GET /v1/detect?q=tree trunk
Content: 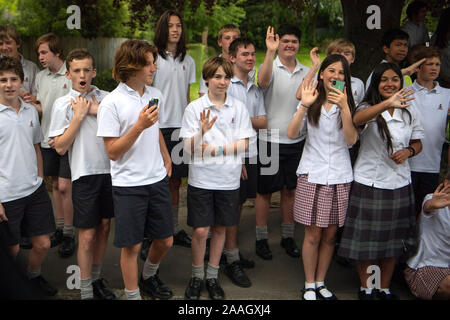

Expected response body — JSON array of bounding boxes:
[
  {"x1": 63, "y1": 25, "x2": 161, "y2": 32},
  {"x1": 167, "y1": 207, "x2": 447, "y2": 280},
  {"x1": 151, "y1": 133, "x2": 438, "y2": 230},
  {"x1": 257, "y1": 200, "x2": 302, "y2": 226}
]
[
  {"x1": 340, "y1": 0, "x2": 405, "y2": 82},
  {"x1": 202, "y1": 25, "x2": 209, "y2": 54}
]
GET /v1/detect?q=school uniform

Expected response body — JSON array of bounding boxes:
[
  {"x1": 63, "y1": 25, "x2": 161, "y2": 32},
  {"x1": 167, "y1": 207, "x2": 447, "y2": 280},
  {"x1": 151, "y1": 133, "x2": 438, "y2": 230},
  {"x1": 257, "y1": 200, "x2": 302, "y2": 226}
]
[
  {"x1": 351, "y1": 76, "x2": 365, "y2": 106},
  {"x1": 293, "y1": 103, "x2": 353, "y2": 228},
  {"x1": 20, "y1": 54, "x2": 39, "y2": 96},
  {"x1": 257, "y1": 57, "x2": 310, "y2": 194},
  {"x1": 48, "y1": 87, "x2": 113, "y2": 229},
  {"x1": 179, "y1": 94, "x2": 255, "y2": 227},
  {"x1": 338, "y1": 103, "x2": 425, "y2": 261},
  {"x1": 407, "y1": 81, "x2": 450, "y2": 212},
  {"x1": 0, "y1": 100, "x2": 55, "y2": 246},
  {"x1": 401, "y1": 21, "x2": 430, "y2": 48},
  {"x1": 227, "y1": 75, "x2": 265, "y2": 203},
  {"x1": 97, "y1": 83, "x2": 172, "y2": 248}
]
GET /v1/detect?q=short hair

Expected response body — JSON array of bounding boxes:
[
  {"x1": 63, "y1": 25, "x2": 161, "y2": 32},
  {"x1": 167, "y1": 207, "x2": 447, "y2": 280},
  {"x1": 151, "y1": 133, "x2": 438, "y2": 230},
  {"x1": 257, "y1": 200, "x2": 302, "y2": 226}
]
[
  {"x1": 202, "y1": 56, "x2": 233, "y2": 84},
  {"x1": 35, "y1": 33, "x2": 64, "y2": 59},
  {"x1": 112, "y1": 39, "x2": 157, "y2": 83},
  {"x1": 278, "y1": 24, "x2": 302, "y2": 42},
  {"x1": 217, "y1": 24, "x2": 240, "y2": 42},
  {"x1": 0, "y1": 56, "x2": 24, "y2": 81},
  {"x1": 154, "y1": 10, "x2": 187, "y2": 61},
  {"x1": 406, "y1": 1, "x2": 427, "y2": 19},
  {"x1": 408, "y1": 45, "x2": 441, "y2": 64},
  {"x1": 66, "y1": 48, "x2": 95, "y2": 71},
  {"x1": 381, "y1": 28, "x2": 409, "y2": 48},
  {"x1": 326, "y1": 38, "x2": 356, "y2": 58},
  {"x1": 229, "y1": 38, "x2": 255, "y2": 58},
  {"x1": 0, "y1": 25, "x2": 21, "y2": 46}
]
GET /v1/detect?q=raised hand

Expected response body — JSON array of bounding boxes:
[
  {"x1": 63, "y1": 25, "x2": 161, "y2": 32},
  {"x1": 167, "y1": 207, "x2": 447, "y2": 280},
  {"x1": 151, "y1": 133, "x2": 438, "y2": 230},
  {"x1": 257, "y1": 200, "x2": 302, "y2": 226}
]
[
  {"x1": 429, "y1": 183, "x2": 450, "y2": 209},
  {"x1": 387, "y1": 88, "x2": 415, "y2": 109},
  {"x1": 265, "y1": 26, "x2": 279, "y2": 52},
  {"x1": 136, "y1": 104, "x2": 158, "y2": 131},
  {"x1": 309, "y1": 47, "x2": 321, "y2": 68},
  {"x1": 402, "y1": 58, "x2": 427, "y2": 76},
  {"x1": 200, "y1": 109, "x2": 217, "y2": 135},
  {"x1": 71, "y1": 96, "x2": 91, "y2": 120},
  {"x1": 300, "y1": 77, "x2": 318, "y2": 107}
]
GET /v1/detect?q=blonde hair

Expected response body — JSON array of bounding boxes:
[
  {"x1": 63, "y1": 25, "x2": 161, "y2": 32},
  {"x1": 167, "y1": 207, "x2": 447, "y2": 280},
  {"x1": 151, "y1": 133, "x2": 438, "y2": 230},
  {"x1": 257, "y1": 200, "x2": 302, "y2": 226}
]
[
  {"x1": 218, "y1": 24, "x2": 240, "y2": 42},
  {"x1": 326, "y1": 38, "x2": 355, "y2": 58}
]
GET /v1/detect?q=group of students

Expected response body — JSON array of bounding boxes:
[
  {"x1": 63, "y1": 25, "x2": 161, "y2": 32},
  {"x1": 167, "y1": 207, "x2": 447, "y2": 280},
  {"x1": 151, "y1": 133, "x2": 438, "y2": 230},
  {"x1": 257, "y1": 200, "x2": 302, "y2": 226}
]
[{"x1": 0, "y1": 5, "x2": 449, "y2": 302}]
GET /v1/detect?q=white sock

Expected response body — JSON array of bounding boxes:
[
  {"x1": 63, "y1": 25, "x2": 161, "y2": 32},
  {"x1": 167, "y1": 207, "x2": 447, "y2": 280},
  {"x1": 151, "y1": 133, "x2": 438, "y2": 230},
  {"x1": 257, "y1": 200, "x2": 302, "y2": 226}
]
[
  {"x1": 379, "y1": 288, "x2": 390, "y2": 294},
  {"x1": 124, "y1": 288, "x2": 142, "y2": 300},
  {"x1": 316, "y1": 281, "x2": 333, "y2": 298},
  {"x1": 304, "y1": 282, "x2": 316, "y2": 300},
  {"x1": 360, "y1": 286, "x2": 373, "y2": 294}
]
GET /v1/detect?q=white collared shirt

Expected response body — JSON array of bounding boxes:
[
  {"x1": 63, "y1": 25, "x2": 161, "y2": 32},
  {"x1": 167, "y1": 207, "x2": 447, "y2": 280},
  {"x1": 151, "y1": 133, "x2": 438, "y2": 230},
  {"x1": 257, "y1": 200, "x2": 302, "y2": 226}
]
[
  {"x1": 35, "y1": 63, "x2": 72, "y2": 148},
  {"x1": 0, "y1": 100, "x2": 43, "y2": 202},
  {"x1": 258, "y1": 56, "x2": 310, "y2": 144},
  {"x1": 296, "y1": 103, "x2": 353, "y2": 185},
  {"x1": 351, "y1": 76, "x2": 365, "y2": 106},
  {"x1": 227, "y1": 75, "x2": 265, "y2": 158},
  {"x1": 20, "y1": 55, "x2": 39, "y2": 96},
  {"x1": 97, "y1": 83, "x2": 167, "y2": 187},
  {"x1": 354, "y1": 103, "x2": 425, "y2": 189},
  {"x1": 48, "y1": 86, "x2": 110, "y2": 182},
  {"x1": 179, "y1": 94, "x2": 255, "y2": 190},
  {"x1": 153, "y1": 52, "x2": 196, "y2": 128}
]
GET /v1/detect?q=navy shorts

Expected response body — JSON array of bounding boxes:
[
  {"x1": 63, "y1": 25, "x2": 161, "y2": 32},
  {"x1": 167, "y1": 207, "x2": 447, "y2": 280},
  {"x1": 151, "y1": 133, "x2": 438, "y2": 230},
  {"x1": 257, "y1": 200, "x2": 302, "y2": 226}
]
[
  {"x1": 0, "y1": 182, "x2": 55, "y2": 246},
  {"x1": 112, "y1": 176, "x2": 173, "y2": 248},
  {"x1": 187, "y1": 185, "x2": 239, "y2": 228},
  {"x1": 161, "y1": 128, "x2": 188, "y2": 179},
  {"x1": 41, "y1": 147, "x2": 71, "y2": 179},
  {"x1": 72, "y1": 174, "x2": 114, "y2": 229},
  {"x1": 239, "y1": 157, "x2": 258, "y2": 204}
]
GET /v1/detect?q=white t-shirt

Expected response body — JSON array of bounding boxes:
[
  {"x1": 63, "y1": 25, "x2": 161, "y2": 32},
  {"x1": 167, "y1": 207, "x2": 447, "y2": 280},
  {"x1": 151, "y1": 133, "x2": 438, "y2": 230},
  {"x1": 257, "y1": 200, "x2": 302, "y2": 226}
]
[
  {"x1": 48, "y1": 86, "x2": 110, "y2": 182},
  {"x1": 97, "y1": 83, "x2": 167, "y2": 187},
  {"x1": 227, "y1": 75, "x2": 265, "y2": 158},
  {"x1": 35, "y1": 63, "x2": 72, "y2": 148},
  {"x1": 351, "y1": 76, "x2": 365, "y2": 106},
  {"x1": 354, "y1": 103, "x2": 425, "y2": 189},
  {"x1": 408, "y1": 81, "x2": 450, "y2": 173},
  {"x1": 296, "y1": 103, "x2": 353, "y2": 185},
  {"x1": 20, "y1": 55, "x2": 39, "y2": 96},
  {"x1": 0, "y1": 100, "x2": 43, "y2": 202},
  {"x1": 179, "y1": 94, "x2": 255, "y2": 190},
  {"x1": 153, "y1": 52, "x2": 196, "y2": 128},
  {"x1": 407, "y1": 193, "x2": 450, "y2": 269},
  {"x1": 258, "y1": 56, "x2": 310, "y2": 144},
  {"x1": 401, "y1": 21, "x2": 430, "y2": 48}
]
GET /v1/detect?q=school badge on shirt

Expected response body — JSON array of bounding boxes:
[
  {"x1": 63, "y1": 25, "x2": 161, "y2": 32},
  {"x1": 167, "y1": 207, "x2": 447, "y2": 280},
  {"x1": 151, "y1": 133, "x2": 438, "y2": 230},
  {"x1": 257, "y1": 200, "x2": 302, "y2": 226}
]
[
  {"x1": 30, "y1": 120, "x2": 34, "y2": 127},
  {"x1": 438, "y1": 104, "x2": 443, "y2": 110}
]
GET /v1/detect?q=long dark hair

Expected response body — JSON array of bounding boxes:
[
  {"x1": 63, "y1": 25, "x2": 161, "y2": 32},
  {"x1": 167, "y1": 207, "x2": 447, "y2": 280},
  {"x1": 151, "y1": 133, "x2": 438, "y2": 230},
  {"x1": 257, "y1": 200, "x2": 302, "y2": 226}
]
[
  {"x1": 307, "y1": 54, "x2": 355, "y2": 128},
  {"x1": 362, "y1": 62, "x2": 411, "y2": 154},
  {"x1": 154, "y1": 10, "x2": 187, "y2": 61}
]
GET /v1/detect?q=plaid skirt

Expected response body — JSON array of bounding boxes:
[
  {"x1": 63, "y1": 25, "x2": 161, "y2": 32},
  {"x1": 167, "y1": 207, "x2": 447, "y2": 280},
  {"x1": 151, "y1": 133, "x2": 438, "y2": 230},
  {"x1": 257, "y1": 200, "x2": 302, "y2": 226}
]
[
  {"x1": 404, "y1": 266, "x2": 450, "y2": 300},
  {"x1": 337, "y1": 182, "x2": 417, "y2": 260},
  {"x1": 294, "y1": 174, "x2": 351, "y2": 228}
]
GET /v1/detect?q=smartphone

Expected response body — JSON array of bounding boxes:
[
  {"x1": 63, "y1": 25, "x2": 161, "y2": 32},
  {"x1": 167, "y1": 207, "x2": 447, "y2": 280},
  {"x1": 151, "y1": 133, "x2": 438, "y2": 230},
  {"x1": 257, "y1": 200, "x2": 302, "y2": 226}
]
[
  {"x1": 331, "y1": 80, "x2": 345, "y2": 92},
  {"x1": 147, "y1": 98, "x2": 159, "y2": 110}
]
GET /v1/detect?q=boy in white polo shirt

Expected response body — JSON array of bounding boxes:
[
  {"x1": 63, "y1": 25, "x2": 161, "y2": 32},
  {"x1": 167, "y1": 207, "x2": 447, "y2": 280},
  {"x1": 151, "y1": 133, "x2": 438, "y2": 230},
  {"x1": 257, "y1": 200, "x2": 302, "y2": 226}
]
[
  {"x1": 255, "y1": 24, "x2": 310, "y2": 260},
  {"x1": 407, "y1": 45, "x2": 450, "y2": 217},
  {"x1": 48, "y1": 49, "x2": 115, "y2": 300},
  {"x1": 180, "y1": 57, "x2": 255, "y2": 300},
  {"x1": 152, "y1": 10, "x2": 196, "y2": 249},
  {"x1": 34, "y1": 33, "x2": 74, "y2": 257},
  {"x1": 97, "y1": 40, "x2": 173, "y2": 300},
  {"x1": 0, "y1": 56, "x2": 57, "y2": 296}
]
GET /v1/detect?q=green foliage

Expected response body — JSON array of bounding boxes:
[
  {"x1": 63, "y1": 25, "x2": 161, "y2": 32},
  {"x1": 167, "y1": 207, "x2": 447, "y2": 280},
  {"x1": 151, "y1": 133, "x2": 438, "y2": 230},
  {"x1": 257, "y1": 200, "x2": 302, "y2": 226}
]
[{"x1": 92, "y1": 68, "x2": 118, "y2": 92}]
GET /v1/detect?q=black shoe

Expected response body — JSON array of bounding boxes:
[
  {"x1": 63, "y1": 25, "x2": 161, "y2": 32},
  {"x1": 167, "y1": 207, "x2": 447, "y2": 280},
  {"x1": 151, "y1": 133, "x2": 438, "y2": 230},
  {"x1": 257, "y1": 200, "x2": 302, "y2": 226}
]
[
  {"x1": 316, "y1": 285, "x2": 338, "y2": 300},
  {"x1": 376, "y1": 290, "x2": 399, "y2": 300},
  {"x1": 50, "y1": 228, "x2": 63, "y2": 248},
  {"x1": 185, "y1": 277, "x2": 203, "y2": 300},
  {"x1": 255, "y1": 239, "x2": 272, "y2": 260},
  {"x1": 358, "y1": 289, "x2": 375, "y2": 300},
  {"x1": 139, "y1": 273, "x2": 173, "y2": 299},
  {"x1": 140, "y1": 238, "x2": 152, "y2": 261},
  {"x1": 174, "y1": 229, "x2": 192, "y2": 247},
  {"x1": 205, "y1": 278, "x2": 225, "y2": 300},
  {"x1": 19, "y1": 237, "x2": 32, "y2": 250},
  {"x1": 225, "y1": 261, "x2": 251, "y2": 288},
  {"x1": 92, "y1": 278, "x2": 116, "y2": 300},
  {"x1": 58, "y1": 236, "x2": 76, "y2": 258},
  {"x1": 280, "y1": 237, "x2": 301, "y2": 258},
  {"x1": 29, "y1": 275, "x2": 58, "y2": 296},
  {"x1": 237, "y1": 253, "x2": 255, "y2": 269}
]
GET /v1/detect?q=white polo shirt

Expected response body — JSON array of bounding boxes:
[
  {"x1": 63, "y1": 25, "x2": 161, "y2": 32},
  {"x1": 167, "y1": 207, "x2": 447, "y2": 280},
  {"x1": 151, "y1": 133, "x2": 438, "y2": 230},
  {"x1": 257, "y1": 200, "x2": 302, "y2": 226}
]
[
  {"x1": 227, "y1": 75, "x2": 265, "y2": 158},
  {"x1": 365, "y1": 60, "x2": 409, "y2": 91},
  {"x1": 296, "y1": 103, "x2": 353, "y2": 185},
  {"x1": 179, "y1": 94, "x2": 255, "y2": 190},
  {"x1": 401, "y1": 21, "x2": 430, "y2": 48},
  {"x1": 407, "y1": 193, "x2": 450, "y2": 269},
  {"x1": 0, "y1": 100, "x2": 43, "y2": 202},
  {"x1": 351, "y1": 76, "x2": 365, "y2": 106},
  {"x1": 35, "y1": 63, "x2": 72, "y2": 148},
  {"x1": 408, "y1": 81, "x2": 450, "y2": 173},
  {"x1": 258, "y1": 56, "x2": 310, "y2": 144},
  {"x1": 20, "y1": 55, "x2": 39, "y2": 96},
  {"x1": 153, "y1": 52, "x2": 196, "y2": 128},
  {"x1": 353, "y1": 103, "x2": 425, "y2": 189},
  {"x1": 48, "y1": 86, "x2": 110, "y2": 182},
  {"x1": 97, "y1": 82, "x2": 167, "y2": 187}
]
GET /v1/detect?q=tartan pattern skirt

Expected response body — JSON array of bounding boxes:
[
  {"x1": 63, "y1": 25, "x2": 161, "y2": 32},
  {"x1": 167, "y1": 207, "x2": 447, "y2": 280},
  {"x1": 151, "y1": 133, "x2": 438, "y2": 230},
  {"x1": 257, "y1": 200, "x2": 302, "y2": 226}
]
[
  {"x1": 337, "y1": 182, "x2": 417, "y2": 260},
  {"x1": 404, "y1": 266, "x2": 450, "y2": 300},
  {"x1": 294, "y1": 174, "x2": 351, "y2": 228}
]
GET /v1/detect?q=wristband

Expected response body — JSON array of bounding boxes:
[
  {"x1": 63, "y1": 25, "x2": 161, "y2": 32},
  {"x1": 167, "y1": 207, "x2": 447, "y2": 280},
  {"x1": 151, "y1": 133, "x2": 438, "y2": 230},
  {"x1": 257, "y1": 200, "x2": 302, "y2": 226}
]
[
  {"x1": 300, "y1": 104, "x2": 310, "y2": 109},
  {"x1": 407, "y1": 146, "x2": 415, "y2": 158},
  {"x1": 216, "y1": 146, "x2": 224, "y2": 156}
]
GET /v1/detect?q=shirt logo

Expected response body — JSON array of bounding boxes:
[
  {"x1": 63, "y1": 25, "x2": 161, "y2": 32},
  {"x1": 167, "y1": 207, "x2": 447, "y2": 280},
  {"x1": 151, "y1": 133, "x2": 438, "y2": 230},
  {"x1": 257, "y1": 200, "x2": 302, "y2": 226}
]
[
  {"x1": 63, "y1": 84, "x2": 67, "y2": 89},
  {"x1": 25, "y1": 77, "x2": 29, "y2": 82},
  {"x1": 30, "y1": 120, "x2": 34, "y2": 127},
  {"x1": 231, "y1": 117, "x2": 235, "y2": 124},
  {"x1": 354, "y1": 90, "x2": 357, "y2": 96},
  {"x1": 183, "y1": 65, "x2": 185, "y2": 71},
  {"x1": 438, "y1": 104, "x2": 443, "y2": 110}
]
